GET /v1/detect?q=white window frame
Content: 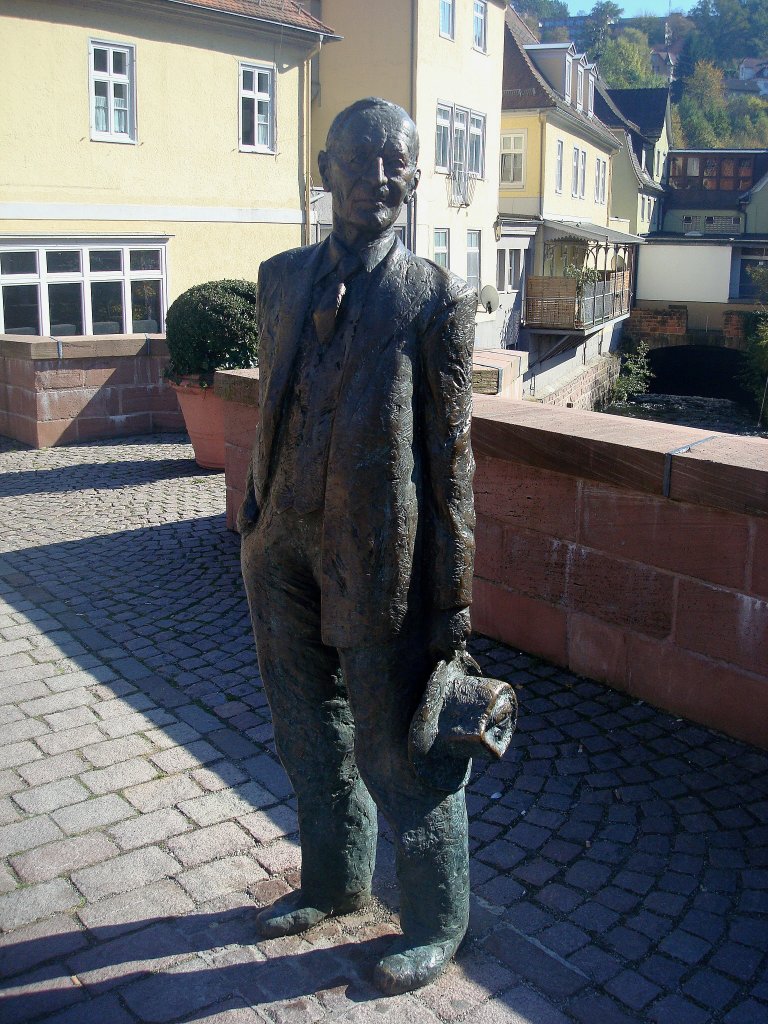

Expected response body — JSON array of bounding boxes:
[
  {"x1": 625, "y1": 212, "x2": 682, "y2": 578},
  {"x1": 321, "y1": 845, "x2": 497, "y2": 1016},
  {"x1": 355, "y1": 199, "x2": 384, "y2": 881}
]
[
  {"x1": 434, "y1": 229, "x2": 450, "y2": 268},
  {"x1": 600, "y1": 159, "x2": 607, "y2": 204},
  {"x1": 466, "y1": 230, "x2": 481, "y2": 292},
  {"x1": 435, "y1": 104, "x2": 452, "y2": 172},
  {"x1": 641, "y1": 196, "x2": 646, "y2": 221},
  {"x1": 500, "y1": 132, "x2": 525, "y2": 188},
  {"x1": 439, "y1": 0, "x2": 455, "y2": 39},
  {"x1": 595, "y1": 157, "x2": 601, "y2": 203},
  {"x1": 595, "y1": 157, "x2": 607, "y2": 204},
  {"x1": 89, "y1": 39, "x2": 136, "y2": 144},
  {"x1": 579, "y1": 150, "x2": 587, "y2": 199},
  {"x1": 0, "y1": 240, "x2": 167, "y2": 336},
  {"x1": 239, "y1": 62, "x2": 275, "y2": 153},
  {"x1": 508, "y1": 248, "x2": 522, "y2": 291},
  {"x1": 468, "y1": 112, "x2": 486, "y2": 177},
  {"x1": 564, "y1": 55, "x2": 573, "y2": 103},
  {"x1": 555, "y1": 139, "x2": 564, "y2": 193},
  {"x1": 571, "y1": 146, "x2": 580, "y2": 197},
  {"x1": 436, "y1": 103, "x2": 486, "y2": 178},
  {"x1": 588, "y1": 74, "x2": 595, "y2": 117},
  {"x1": 576, "y1": 67, "x2": 584, "y2": 112},
  {"x1": 496, "y1": 248, "x2": 506, "y2": 292},
  {"x1": 473, "y1": 1, "x2": 488, "y2": 52}
]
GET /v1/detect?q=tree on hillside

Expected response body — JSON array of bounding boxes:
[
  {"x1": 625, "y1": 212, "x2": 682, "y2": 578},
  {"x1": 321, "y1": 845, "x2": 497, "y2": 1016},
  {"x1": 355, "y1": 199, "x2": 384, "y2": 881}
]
[
  {"x1": 676, "y1": 61, "x2": 730, "y2": 146},
  {"x1": 581, "y1": 1, "x2": 624, "y2": 58},
  {"x1": 596, "y1": 33, "x2": 666, "y2": 88}
]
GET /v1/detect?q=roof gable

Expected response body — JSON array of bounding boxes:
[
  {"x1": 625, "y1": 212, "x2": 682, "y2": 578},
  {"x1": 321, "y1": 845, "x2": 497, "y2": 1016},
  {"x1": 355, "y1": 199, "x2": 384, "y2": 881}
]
[
  {"x1": 163, "y1": 0, "x2": 336, "y2": 36},
  {"x1": 606, "y1": 87, "x2": 670, "y2": 141}
]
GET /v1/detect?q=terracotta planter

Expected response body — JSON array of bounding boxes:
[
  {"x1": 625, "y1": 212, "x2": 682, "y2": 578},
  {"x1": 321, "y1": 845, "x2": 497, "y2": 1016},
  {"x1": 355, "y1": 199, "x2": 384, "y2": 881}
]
[{"x1": 168, "y1": 378, "x2": 226, "y2": 470}]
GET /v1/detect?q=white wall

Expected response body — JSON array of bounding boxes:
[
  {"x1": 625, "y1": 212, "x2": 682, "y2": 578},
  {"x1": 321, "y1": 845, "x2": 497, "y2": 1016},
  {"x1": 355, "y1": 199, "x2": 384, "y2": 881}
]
[{"x1": 637, "y1": 243, "x2": 732, "y2": 304}]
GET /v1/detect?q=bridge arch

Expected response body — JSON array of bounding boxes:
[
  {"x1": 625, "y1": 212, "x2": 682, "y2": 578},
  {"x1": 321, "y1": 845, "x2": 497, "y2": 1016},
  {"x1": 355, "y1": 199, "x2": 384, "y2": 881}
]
[{"x1": 646, "y1": 345, "x2": 752, "y2": 402}]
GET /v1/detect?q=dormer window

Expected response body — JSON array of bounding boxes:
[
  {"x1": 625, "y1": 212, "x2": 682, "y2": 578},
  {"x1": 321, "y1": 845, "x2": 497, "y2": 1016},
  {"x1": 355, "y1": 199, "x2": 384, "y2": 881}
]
[
  {"x1": 588, "y1": 74, "x2": 595, "y2": 117},
  {"x1": 576, "y1": 66, "x2": 584, "y2": 111},
  {"x1": 564, "y1": 55, "x2": 572, "y2": 103}
]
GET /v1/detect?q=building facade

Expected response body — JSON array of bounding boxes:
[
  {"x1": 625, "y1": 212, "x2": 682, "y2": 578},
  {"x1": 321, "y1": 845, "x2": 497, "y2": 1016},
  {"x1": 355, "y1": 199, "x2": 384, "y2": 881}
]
[
  {"x1": 495, "y1": 13, "x2": 641, "y2": 401},
  {"x1": 309, "y1": 0, "x2": 506, "y2": 348},
  {"x1": 0, "y1": 0, "x2": 335, "y2": 336}
]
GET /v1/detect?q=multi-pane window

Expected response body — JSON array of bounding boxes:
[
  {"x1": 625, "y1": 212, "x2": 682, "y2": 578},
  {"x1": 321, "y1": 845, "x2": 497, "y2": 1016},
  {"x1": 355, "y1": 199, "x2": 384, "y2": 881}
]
[
  {"x1": 439, "y1": 0, "x2": 454, "y2": 38},
  {"x1": 564, "y1": 56, "x2": 572, "y2": 103},
  {"x1": 473, "y1": 1, "x2": 488, "y2": 51},
  {"x1": 668, "y1": 153, "x2": 753, "y2": 192},
  {"x1": 0, "y1": 242, "x2": 166, "y2": 336},
  {"x1": 594, "y1": 158, "x2": 607, "y2": 203},
  {"x1": 435, "y1": 103, "x2": 486, "y2": 178},
  {"x1": 468, "y1": 113, "x2": 486, "y2": 176},
  {"x1": 588, "y1": 74, "x2": 595, "y2": 116},
  {"x1": 89, "y1": 40, "x2": 135, "y2": 142},
  {"x1": 571, "y1": 146, "x2": 580, "y2": 197},
  {"x1": 576, "y1": 67, "x2": 584, "y2": 111},
  {"x1": 555, "y1": 139, "x2": 564, "y2": 193},
  {"x1": 240, "y1": 64, "x2": 274, "y2": 152},
  {"x1": 508, "y1": 249, "x2": 522, "y2": 290},
  {"x1": 434, "y1": 229, "x2": 450, "y2": 268},
  {"x1": 500, "y1": 133, "x2": 525, "y2": 186},
  {"x1": 579, "y1": 150, "x2": 587, "y2": 198},
  {"x1": 435, "y1": 104, "x2": 452, "y2": 171},
  {"x1": 466, "y1": 230, "x2": 481, "y2": 292}
]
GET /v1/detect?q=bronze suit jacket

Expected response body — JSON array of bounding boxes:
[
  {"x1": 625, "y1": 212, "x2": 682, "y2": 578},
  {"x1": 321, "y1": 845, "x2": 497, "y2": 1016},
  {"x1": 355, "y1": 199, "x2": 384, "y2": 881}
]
[{"x1": 242, "y1": 235, "x2": 476, "y2": 649}]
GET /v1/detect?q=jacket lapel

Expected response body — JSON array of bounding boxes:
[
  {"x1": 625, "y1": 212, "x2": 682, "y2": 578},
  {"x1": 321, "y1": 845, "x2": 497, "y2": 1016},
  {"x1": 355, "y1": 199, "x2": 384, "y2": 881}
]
[{"x1": 258, "y1": 241, "x2": 326, "y2": 495}]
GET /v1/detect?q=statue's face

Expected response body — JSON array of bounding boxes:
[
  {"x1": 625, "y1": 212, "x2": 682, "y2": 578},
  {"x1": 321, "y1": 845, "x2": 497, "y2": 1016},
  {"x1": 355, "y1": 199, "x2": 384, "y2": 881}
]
[{"x1": 320, "y1": 107, "x2": 420, "y2": 242}]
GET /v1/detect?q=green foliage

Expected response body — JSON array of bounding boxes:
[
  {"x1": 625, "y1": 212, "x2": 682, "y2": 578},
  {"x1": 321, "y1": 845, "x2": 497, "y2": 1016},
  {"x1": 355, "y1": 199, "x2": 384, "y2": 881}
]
[
  {"x1": 165, "y1": 279, "x2": 259, "y2": 385},
  {"x1": 613, "y1": 341, "x2": 655, "y2": 401},
  {"x1": 598, "y1": 34, "x2": 666, "y2": 87},
  {"x1": 740, "y1": 311, "x2": 768, "y2": 425},
  {"x1": 673, "y1": 58, "x2": 768, "y2": 149}
]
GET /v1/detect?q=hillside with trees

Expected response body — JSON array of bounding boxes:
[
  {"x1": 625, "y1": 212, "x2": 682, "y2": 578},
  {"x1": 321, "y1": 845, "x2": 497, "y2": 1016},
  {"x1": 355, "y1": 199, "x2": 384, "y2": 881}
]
[{"x1": 513, "y1": 0, "x2": 768, "y2": 147}]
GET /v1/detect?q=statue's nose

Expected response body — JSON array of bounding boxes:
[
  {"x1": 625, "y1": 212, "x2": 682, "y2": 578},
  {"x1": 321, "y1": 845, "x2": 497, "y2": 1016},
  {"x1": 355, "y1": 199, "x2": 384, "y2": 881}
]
[{"x1": 362, "y1": 157, "x2": 387, "y2": 186}]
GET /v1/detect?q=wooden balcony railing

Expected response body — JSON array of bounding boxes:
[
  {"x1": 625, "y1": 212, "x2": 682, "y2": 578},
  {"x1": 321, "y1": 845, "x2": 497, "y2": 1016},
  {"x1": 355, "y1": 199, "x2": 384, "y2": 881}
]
[{"x1": 524, "y1": 271, "x2": 632, "y2": 330}]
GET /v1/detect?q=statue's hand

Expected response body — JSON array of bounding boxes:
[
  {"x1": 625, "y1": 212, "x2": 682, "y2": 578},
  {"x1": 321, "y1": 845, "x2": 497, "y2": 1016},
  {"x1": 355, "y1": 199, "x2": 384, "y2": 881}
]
[{"x1": 429, "y1": 608, "x2": 471, "y2": 663}]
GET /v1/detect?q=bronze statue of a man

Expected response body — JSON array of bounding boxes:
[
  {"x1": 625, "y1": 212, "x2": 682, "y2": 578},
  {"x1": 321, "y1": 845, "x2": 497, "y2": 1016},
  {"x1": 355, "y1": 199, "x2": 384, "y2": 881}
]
[{"x1": 239, "y1": 97, "x2": 476, "y2": 994}]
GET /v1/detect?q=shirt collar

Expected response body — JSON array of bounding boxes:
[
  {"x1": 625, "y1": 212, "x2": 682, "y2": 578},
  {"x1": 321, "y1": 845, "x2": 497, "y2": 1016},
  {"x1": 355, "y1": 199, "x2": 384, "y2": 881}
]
[{"x1": 324, "y1": 230, "x2": 398, "y2": 276}]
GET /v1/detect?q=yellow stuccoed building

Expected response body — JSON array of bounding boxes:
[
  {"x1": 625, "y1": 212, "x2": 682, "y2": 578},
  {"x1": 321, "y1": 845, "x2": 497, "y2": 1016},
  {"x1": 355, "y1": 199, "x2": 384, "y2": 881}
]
[
  {"x1": 0, "y1": 0, "x2": 336, "y2": 336},
  {"x1": 309, "y1": 0, "x2": 507, "y2": 349}
]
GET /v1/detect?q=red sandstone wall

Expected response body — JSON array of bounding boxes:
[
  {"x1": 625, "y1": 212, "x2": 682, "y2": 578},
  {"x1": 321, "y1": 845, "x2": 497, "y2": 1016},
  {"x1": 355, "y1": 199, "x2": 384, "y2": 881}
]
[
  {"x1": 216, "y1": 370, "x2": 768, "y2": 748},
  {"x1": 0, "y1": 337, "x2": 183, "y2": 447}
]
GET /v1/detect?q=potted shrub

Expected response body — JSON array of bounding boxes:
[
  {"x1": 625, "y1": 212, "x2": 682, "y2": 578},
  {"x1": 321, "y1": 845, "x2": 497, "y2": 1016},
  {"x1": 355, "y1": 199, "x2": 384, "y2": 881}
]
[{"x1": 165, "y1": 279, "x2": 259, "y2": 469}]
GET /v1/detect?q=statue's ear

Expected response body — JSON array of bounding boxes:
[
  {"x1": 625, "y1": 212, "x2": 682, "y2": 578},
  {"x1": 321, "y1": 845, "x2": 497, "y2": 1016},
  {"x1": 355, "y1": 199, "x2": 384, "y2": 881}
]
[
  {"x1": 406, "y1": 167, "x2": 421, "y2": 204},
  {"x1": 318, "y1": 150, "x2": 333, "y2": 192}
]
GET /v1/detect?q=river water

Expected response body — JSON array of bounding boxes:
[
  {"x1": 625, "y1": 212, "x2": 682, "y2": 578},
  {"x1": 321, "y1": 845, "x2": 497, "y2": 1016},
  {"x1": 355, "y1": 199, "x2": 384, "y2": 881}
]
[{"x1": 603, "y1": 394, "x2": 768, "y2": 439}]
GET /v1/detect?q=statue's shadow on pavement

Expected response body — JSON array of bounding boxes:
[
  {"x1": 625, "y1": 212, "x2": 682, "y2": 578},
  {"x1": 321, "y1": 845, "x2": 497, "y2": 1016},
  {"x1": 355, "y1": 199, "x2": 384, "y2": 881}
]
[{"x1": 0, "y1": 908, "x2": 396, "y2": 1020}]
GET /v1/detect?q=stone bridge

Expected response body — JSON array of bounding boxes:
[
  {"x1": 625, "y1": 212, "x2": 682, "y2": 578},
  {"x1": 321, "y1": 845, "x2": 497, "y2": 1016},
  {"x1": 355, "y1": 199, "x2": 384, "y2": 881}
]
[{"x1": 622, "y1": 305, "x2": 749, "y2": 353}]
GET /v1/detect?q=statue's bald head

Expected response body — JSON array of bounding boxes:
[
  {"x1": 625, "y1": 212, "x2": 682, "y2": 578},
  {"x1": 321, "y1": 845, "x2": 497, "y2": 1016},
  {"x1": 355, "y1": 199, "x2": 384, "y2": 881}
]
[{"x1": 325, "y1": 98, "x2": 419, "y2": 168}]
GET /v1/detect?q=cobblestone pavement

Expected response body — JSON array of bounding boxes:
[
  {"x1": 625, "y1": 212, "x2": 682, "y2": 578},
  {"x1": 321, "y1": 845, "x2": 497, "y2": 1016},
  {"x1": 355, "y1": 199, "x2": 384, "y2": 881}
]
[{"x1": 0, "y1": 433, "x2": 766, "y2": 1024}]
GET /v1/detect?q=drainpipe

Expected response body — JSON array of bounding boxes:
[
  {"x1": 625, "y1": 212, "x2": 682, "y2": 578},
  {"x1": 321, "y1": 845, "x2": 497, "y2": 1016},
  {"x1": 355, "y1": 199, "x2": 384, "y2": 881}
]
[
  {"x1": 538, "y1": 112, "x2": 547, "y2": 274},
  {"x1": 303, "y1": 36, "x2": 324, "y2": 246},
  {"x1": 408, "y1": 0, "x2": 418, "y2": 252}
]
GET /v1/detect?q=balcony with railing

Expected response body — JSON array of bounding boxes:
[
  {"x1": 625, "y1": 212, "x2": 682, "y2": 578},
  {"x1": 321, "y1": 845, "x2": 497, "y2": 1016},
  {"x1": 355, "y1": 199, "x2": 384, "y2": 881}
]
[{"x1": 524, "y1": 269, "x2": 632, "y2": 331}]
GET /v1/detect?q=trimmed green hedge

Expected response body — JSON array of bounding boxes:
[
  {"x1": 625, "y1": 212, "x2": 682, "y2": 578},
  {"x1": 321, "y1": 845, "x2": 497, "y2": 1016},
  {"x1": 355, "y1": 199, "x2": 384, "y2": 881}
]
[{"x1": 165, "y1": 279, "x2": 259, "y2": 385}]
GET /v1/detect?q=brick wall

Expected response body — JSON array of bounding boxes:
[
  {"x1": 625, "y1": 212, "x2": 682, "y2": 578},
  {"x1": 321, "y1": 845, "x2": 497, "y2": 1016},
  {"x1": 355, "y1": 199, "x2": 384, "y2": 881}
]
[
  {"x1": 216, "y1": 370, "x2": 768, "y2": 748},
  {"x1": 0, "y1": 335, "x2": 184, "y2": 448},
  {"x1": 537, "y1": 357, "x2": 619, "y2": 411},
  {"x1": 722, "y1": 309, "x2": 749, "y2": 343},
  {"x1": 624, "y1": 305, "x2": 688, "y2": 342}
]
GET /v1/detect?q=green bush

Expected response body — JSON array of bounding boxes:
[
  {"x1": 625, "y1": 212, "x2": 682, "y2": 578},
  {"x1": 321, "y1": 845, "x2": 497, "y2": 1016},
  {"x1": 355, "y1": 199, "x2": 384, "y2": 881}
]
[
  {"x1": 165, "y1": 279, "x2": 259, "y2": 385},
  {"x1": 741, "y1": 310, "x2": 768, "y2": 426},
  {"x1": 612, "y1": 341, "x2": 655, "y2": 402}
]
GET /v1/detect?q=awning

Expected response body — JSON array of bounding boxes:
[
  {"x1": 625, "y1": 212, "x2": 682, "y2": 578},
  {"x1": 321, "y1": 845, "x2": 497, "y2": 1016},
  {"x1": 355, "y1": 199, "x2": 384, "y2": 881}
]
[{"x1": 543, "y1": 218, "x2": 644, "y2": 245}]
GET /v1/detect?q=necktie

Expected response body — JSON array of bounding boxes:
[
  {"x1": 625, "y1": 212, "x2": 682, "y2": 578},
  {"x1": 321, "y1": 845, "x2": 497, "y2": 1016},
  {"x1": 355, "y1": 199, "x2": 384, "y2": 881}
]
[{"x1": 312, "y1": 253, "x2": 361, "y2": 346}]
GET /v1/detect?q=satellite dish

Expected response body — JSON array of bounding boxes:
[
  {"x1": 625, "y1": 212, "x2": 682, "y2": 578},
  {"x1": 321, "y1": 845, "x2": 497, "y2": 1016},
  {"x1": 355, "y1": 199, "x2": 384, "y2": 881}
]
[{"x1": 479, "y1": 284, "x2": 500, "y2": 314}]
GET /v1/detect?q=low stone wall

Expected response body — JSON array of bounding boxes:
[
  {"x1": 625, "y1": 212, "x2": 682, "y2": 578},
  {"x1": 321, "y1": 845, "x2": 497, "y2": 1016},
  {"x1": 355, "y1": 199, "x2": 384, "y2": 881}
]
[
  {"x1": 537, "y1": 355, "x2": 620, "y2": 411},
  {"x1": 216, "y1": 368, "x2": 768, "y2": 748},
  {"x1": 0, "y1": 334, "x2": 183, "y2": 447},
  {"x1": 623, "y1": 304, "x2": 688, "y2": 345}
]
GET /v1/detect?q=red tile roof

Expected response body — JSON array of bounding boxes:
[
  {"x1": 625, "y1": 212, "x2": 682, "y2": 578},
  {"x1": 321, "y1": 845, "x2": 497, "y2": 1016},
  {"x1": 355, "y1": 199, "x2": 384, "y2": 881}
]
[{"x1": 166, "y1": 0, "x2": 337, "y2": 36}]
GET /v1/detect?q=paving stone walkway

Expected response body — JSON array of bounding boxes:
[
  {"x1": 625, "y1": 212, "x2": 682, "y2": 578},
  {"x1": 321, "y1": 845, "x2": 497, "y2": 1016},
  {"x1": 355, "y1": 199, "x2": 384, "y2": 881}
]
[{"x1": 0, "y1": 432, "x2": 766, "y2": 1024}]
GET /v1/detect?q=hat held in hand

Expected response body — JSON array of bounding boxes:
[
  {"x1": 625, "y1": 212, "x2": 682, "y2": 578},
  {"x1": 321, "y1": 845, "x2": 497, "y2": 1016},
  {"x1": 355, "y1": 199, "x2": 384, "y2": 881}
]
[{"x1": 409, "y1": 650, "x2": 518, "y2": 792}]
